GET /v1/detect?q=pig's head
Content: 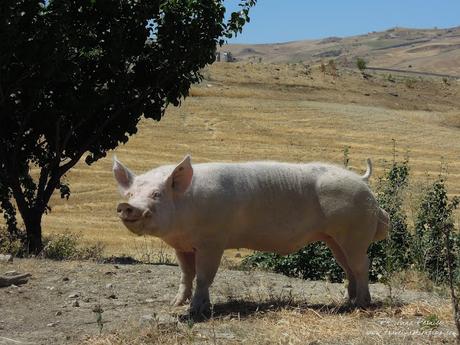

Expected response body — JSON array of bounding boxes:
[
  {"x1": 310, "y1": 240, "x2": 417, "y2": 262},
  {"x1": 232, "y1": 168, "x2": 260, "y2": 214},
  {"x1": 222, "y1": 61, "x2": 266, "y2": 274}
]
[{"x1": 113, "y1": 155, "x2": 193, "y2": 237}]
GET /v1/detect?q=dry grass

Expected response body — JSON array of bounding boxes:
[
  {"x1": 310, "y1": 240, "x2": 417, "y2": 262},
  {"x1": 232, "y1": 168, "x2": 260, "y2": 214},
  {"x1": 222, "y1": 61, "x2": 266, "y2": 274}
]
[
  {"x1": 85, "y1": 300, "x2": 457, "y2": 345},
  {"x1": 36, "y1": 62, "x2": 460, "y2": 260}
]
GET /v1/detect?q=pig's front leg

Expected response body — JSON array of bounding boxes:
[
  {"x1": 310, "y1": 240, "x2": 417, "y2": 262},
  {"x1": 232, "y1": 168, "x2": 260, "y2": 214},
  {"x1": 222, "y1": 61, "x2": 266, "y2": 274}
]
[
  {"x1": 189, "y1": 246, "x2": 224, "y2": 317},
  {"x1": 172, "y1": 251, "x2": 196, "y2": 306}
]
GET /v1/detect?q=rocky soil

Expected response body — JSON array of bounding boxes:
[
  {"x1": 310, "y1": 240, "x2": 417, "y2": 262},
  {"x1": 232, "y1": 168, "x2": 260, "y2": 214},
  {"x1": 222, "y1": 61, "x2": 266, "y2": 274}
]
[{"x1": 0, "y1": 259, "x2": 457, "y2": 345}]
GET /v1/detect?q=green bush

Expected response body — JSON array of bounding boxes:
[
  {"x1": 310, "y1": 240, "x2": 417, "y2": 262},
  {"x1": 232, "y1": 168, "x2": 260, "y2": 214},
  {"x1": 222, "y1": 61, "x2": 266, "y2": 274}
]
[
  {"x1": 414, "y1": 178, "x2": 460, "y2": 284},
  {"x1": 42, "y1": 233, "x2": 105, "y2": 261},
  {"x1": 42, "y1": 233, "x2": 80, "y2": 260},
  {"x1": 242, "y1": 242, "x2": 344, "y2": 282},
  {"x1": 356, "y1": 58, "x2": 367, "y2": 71},
  {"x1": 371, "y1": 159, "x2": 413, "y2": 277}
]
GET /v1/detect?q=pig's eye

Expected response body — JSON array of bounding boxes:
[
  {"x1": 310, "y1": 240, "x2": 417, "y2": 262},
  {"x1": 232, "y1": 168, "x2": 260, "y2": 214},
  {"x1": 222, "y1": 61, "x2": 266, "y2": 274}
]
[
  {"x1": 125, "y1": 191, "x2": 133, "y2": 198},
  {"x1": 151, "y1": 191, "x2": 161, "y2": 199}
]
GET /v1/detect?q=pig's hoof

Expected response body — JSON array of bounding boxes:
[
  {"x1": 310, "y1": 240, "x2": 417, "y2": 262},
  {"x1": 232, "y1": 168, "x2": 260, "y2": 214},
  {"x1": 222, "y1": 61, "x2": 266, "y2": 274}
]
[
  {"x1": 171, "y1": 293, "x2": 191, "y2": 307},
  {"x1": 349, "y1": 296, "x2": 371, "y2": 309},
  {"x1": 189, "y1": 300, "x2": 211, "y2": 319}
]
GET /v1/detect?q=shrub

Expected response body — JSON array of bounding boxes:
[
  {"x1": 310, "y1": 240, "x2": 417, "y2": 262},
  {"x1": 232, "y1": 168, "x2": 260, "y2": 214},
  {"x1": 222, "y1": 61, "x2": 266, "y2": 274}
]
[
  {"x1": 414, "y1": 178, "x2": 460, "y2": 284},
  {"x1": 42, "y1": 233, "x2": 80, "y2": 260},
  {"x1": 242, "y1": 242, "x2": 344, "y2": 282},
  {"x1": 356, "y1": 58, "x2": 367, "y2": 71},
  {"x1": 42, "y1": 233, "x2": 105, "y2": 261},
  {"x1": 404, "y1": 78, "x2": 417, "y2": 89},
  {"x1": 320, "y1": 62, "x2": 327, "y2": 75},
  {"x1": 0, "y1": 225, "x2": 26, "y2": 257},
  {"x1": 327, "y1": 59, "x2": 338, "y2": 77}
]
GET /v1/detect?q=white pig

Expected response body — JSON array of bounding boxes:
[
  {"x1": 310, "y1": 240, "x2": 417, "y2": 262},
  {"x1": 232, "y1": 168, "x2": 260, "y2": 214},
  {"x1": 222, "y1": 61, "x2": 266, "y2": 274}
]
[{"x1": 113, "y1": 155, "x2": 390, "y2": 315}]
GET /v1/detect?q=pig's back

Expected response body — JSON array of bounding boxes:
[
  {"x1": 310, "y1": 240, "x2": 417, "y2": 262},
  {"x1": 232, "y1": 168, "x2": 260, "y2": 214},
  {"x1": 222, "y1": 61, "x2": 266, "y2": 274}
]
[{"x1": 181, "y1": 162, "x2": 371, "y2": 253}]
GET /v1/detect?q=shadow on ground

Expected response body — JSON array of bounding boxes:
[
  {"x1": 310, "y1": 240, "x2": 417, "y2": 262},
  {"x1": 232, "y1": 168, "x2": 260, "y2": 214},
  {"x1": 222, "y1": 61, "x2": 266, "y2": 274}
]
[{"x1": 178, "y1": 298, "x2": 406, "y2": 322}]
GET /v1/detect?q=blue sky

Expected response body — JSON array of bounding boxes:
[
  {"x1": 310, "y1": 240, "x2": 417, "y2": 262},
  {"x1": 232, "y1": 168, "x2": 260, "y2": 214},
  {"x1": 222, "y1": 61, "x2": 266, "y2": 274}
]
[{"x1": 225, "y1": 0, "x2": 460, "y2": 44}]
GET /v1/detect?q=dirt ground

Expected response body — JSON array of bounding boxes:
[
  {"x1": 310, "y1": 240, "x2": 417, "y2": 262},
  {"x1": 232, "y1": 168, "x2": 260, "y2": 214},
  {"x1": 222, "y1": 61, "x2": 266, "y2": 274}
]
[{"x1": 0, "y1": 258, "x2": 458, "y2": 345}]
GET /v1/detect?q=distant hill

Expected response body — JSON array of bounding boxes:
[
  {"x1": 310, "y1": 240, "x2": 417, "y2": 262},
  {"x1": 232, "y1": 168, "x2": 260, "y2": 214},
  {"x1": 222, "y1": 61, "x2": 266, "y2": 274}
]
[{"x1": 219, "y1": 27, "x2": 460, "y2": 75}]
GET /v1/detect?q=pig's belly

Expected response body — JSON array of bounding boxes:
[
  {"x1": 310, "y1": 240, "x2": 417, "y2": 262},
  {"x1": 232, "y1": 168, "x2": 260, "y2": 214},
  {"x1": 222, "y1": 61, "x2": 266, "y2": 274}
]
[{"x1": 224, "y1": 221, "x2": 322, "y2": 255}]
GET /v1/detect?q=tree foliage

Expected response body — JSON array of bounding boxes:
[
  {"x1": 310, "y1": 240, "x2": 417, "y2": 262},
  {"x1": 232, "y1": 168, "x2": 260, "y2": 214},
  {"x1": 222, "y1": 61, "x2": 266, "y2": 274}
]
[{"x1": 0, "y1": 0, "x2": 256, "y2": 253}]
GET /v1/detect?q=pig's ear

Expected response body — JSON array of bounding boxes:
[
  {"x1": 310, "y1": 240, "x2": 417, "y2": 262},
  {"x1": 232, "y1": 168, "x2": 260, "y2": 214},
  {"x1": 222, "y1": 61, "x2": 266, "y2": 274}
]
[
  {"x1": 167, "y1": 155, "x2": 193, "y2": 194},
  {"x1": 113, "y1": 156, "x2": 135, "y2": 193}
]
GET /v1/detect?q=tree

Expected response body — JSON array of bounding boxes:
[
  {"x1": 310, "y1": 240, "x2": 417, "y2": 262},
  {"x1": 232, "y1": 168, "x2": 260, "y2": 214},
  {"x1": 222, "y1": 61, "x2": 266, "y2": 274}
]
[{"x1": 0, "y1": 0, "x2": 256, "y2": 253}]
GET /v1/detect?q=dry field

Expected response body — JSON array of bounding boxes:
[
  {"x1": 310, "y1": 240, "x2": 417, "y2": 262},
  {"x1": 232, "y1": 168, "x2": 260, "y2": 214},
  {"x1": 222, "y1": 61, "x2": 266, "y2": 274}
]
[
  {"x1": 41, "y1": 61, "x2": 460, "y2": 259},
  {"x1": 2, "y1": 61, "x2": 460, "y2": 345}
]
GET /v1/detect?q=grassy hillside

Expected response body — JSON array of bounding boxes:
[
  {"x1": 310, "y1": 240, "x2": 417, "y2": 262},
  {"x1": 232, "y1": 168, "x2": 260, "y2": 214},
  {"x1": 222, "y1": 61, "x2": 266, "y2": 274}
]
[
  {"x1": 37, "y1": 62, "x2": 460, "y2": 258},
  {"x1": 220, "y1": 26, "x2": 460, "y2": 76}
]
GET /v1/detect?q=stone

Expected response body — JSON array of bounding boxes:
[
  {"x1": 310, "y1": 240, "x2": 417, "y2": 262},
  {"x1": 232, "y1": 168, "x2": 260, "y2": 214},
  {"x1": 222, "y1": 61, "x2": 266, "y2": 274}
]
[
  {"x1": 47, "y1": 321, "x2": 60, "y2": 327},
  {"x1": 0, "y1": 254, "x2": 13, "y2": 262}
]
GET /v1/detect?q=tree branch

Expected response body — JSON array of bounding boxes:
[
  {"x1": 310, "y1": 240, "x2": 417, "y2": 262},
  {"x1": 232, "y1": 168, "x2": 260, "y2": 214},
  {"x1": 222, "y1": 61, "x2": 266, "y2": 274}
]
[{"x1": 41, "y1": 96, "x2": 145, "y2": 207}]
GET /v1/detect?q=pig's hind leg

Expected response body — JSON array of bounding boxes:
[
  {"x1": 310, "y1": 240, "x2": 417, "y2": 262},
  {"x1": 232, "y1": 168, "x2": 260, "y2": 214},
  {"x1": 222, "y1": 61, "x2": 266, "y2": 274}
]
[
  {"x1": 172, "y1": 250, "x2": 196, "y2": 306},
  {"x1": 320, "y1": 234, "x2": 357, "y2": 301}
]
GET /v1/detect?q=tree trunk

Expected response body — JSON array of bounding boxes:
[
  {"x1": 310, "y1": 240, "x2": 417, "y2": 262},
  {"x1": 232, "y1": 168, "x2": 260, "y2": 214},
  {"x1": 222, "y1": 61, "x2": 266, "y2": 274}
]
[{"x1": 23, "y1": 208, "x2": 44, "y2": 254}]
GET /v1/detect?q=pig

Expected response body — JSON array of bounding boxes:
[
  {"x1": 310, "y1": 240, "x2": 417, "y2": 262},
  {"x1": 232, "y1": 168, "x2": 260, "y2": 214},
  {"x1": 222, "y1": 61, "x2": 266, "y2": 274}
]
[{"x1": 113, "y1": 155, "x2": 390, "y2": 315}]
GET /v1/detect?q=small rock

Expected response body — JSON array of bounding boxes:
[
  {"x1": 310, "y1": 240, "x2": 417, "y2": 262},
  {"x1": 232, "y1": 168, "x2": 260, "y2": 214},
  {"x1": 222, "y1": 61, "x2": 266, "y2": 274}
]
[
  {"x1": 105, "y1": 271, "x2": 116, "y2": 276},
  {"x1": 82, "y1": 297, "x2": 91, "y2": 303},
  {"x1": 234, "y1": 253, "x2": 241, "y2": 258},
  {"x1": 72, "y1": 300, "x2": 80, "y2": 307},
  {"x1": 55, "y1": 311, "x2": 62, "y2": 316},
  {"x1": 114, "y1": 265, "x2": 119, "y2": 269},
  {"x1": 141, "y1": 313, "x2": 177, "y2": 325},
  {"x1": 364, "y1": 93, "x2": 370, "y2": 96},
  {"x1": 0, "y1": 254, "x2": 13, "y2": 262},
  {"x1": 47, "y1": 321, "x2": 60, "y2": 327},
  {"x1": 282, "y1": 284, "x2": 292, "y2": 289},
  {"x1": 107, "y1": 294, "x2": 117, "y2": 299},
  {"x1": 106, "y1": 283, "x2": 113, "y2": 289},
  {"x1": 388, "y1": 92, "x2": 399, "y2": 97},
  {"x1": 4, "y1": 271, "x2": 18, "y2": 276},
  {"x1": 62, "y1": 277, "x2": 69, "y2": 282},
  {"x1": 145, "y1": 269, "x2": 152, "y2": 273},
  {"x1": 145, "y1": 298, "x2": 155, "y2": 303},
  {"x1": 46, "y1": 286, "x2": 55, "y2": 291},
  {"x1": 68, "y1": 293, "x2": 80, "y2": 299},
  {"x1": 139, "y1": 314, "x2": 156, "y2": 324}
]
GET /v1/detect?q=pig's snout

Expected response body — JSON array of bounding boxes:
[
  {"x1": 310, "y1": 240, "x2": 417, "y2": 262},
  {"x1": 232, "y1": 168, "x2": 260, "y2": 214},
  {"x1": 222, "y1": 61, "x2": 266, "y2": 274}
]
[{"x1": 117, "y1": 203, "x2": 150, "y2": 222}]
